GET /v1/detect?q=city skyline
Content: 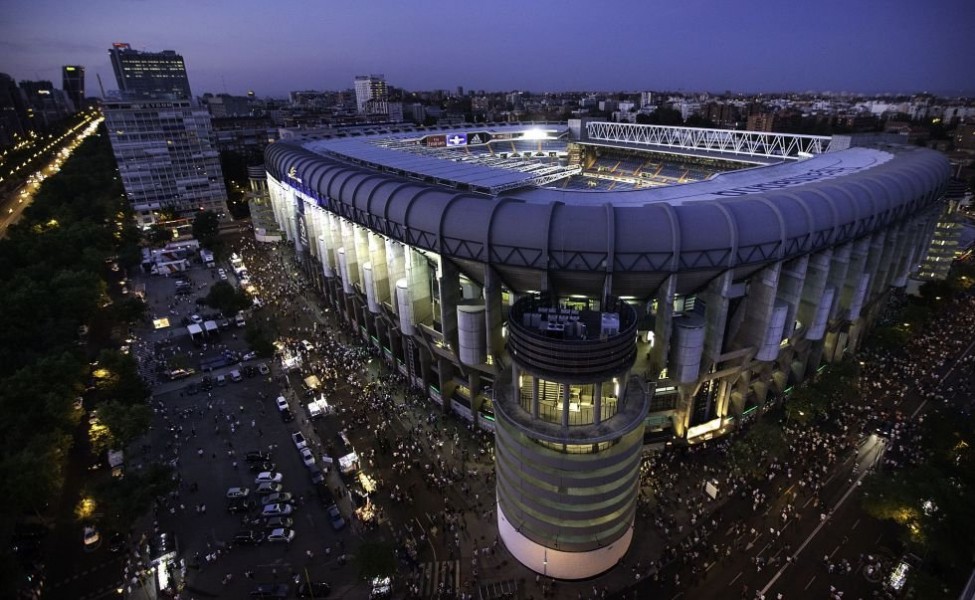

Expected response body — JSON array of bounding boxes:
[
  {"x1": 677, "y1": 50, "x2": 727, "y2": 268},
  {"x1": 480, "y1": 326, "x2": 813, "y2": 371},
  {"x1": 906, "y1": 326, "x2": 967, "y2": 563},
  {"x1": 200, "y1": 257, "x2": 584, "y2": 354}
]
[{"x1": 1, "y1": 0, "x2": 974, "y2": 98}]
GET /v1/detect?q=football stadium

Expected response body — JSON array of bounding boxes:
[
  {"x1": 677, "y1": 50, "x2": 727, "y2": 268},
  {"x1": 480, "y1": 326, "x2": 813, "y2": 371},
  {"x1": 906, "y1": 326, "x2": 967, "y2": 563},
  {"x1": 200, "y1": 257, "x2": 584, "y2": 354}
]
[{"x1": 263, "y1": 120, "x2": 951, "y2": 578}]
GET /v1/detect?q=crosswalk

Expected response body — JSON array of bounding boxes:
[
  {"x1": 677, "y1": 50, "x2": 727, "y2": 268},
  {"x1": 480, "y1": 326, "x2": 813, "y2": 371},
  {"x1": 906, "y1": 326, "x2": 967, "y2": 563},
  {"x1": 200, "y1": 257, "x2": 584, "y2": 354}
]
[{"x1": 417, "y1": 560, "x2": 461, "y2": 597}]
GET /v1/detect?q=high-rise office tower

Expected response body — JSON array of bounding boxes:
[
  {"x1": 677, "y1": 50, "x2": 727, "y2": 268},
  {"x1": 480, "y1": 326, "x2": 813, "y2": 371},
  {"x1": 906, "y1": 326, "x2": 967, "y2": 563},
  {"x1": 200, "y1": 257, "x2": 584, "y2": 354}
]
[
  {"x1": 354, "y1": 75, "x2": 388, "y2": 114},
  {"x1": 108, "y1": 43, "x2": 191, "y2": 100},
  {"x1": 62, "y1": 65, "x2": 85, "y2": 111},
  {"x1": 103, "y1": 43, "x2": 226, "y2": 225},
  {"x1": 0, "y1": 73, "x2": 29, "y2": 147}
]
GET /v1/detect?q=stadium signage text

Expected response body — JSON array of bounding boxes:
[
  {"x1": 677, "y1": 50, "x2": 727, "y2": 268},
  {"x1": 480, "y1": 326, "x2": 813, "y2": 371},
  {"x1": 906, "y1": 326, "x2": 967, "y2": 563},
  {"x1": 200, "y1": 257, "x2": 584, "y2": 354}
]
[{"x1": 713, "y1": 166, "x2": 861, "y2": 197}]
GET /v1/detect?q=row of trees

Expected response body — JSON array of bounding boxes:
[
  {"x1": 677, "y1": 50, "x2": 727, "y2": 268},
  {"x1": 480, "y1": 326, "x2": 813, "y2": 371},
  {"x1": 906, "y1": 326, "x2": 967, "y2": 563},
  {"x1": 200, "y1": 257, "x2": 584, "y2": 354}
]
[{"x1": 0, "y1": 126, "x2": 167, "y2": 596}]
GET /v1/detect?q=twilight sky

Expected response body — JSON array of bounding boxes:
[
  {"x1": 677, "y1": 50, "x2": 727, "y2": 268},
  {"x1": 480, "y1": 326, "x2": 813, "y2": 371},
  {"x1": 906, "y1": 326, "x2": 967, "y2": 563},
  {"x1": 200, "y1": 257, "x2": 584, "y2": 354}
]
[{"x1": 1, "y1": 0, "x2": 973, "y2": 98}]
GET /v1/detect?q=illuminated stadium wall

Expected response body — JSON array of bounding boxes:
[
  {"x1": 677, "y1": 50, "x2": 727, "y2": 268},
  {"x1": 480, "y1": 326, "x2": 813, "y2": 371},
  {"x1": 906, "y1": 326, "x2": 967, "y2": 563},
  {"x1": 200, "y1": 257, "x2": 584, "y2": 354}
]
[{"x1": 265, "y1": 122, "x2": 951, "y2": 578}]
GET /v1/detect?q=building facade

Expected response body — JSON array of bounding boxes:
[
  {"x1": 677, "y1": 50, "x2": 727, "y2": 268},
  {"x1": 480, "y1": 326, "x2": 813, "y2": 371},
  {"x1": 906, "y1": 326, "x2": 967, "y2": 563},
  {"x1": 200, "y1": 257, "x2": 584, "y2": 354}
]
[
  {"x1": 104, "y1": 100, "x2": 227, "y2": 226},
  {"x1": 104, "y1": 43, "x2": 227, "y2": 226},
  {"x1": 263, "y1": 123, "x2": 950, "y2": 579},
  {"x1": 62, "y1": 65, "x2": 85, "y2": 111},
  {"x1": 109, "y1": 43, "x2": 192, "y2": 101},
  {"x1": 354, "y1": 75, "x2": 388, "y2": 115}
]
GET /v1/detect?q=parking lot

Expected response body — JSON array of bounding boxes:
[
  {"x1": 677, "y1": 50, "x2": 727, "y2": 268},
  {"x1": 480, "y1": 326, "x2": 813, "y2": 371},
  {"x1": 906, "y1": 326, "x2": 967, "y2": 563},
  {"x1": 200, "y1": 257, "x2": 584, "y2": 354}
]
[{"x1": 128, "y1": 262, "x2": 372, "y2": 598}]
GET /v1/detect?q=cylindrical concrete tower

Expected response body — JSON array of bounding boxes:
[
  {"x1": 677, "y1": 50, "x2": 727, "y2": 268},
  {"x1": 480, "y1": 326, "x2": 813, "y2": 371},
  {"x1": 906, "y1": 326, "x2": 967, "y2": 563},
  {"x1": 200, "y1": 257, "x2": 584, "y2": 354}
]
[{"x1": 494, "y1": 295, "x2": 649, "y2": 579}]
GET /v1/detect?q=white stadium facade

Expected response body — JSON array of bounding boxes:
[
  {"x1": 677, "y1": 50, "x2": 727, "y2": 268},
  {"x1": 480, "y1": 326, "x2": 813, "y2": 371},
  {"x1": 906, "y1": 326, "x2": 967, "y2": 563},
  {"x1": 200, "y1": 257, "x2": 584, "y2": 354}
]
[{"x1": 263, "y1": 120, "x2": 950, "y2": 579}]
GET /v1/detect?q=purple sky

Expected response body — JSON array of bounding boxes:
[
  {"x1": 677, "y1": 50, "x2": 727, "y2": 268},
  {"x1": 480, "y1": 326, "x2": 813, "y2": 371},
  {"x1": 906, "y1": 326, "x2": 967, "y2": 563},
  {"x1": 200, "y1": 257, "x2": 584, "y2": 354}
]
[{"x1": 1, "y1": 0, "x2": 973, "y2": 98}]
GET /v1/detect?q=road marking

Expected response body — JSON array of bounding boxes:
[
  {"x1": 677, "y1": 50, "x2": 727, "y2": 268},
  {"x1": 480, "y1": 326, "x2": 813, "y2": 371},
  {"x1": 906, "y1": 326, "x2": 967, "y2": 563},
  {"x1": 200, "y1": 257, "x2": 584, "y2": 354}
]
[
  {"x1": 729, "y1": 571, "x2": 742, "y2": 585},
  {"x1": 804, "y1": 575, "x2": 816, "y2": 590},
  {"x1": 851, "y1": 518, "x2": 860, "y2": 530},
  {"x1": 760, "y1": 465, "x2": 871, "y2": 596},
  {"x1": 829, "y1": 544, "x2": 841, "y2": 558}
]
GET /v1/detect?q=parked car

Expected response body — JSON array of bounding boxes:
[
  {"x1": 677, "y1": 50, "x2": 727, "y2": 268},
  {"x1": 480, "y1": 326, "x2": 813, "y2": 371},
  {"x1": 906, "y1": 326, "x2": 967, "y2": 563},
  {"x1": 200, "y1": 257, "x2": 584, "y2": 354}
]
[
  {"x1": 326, "y1": 505, "x2": 345, "y2": 531},
  {"x1": 230, "y1": 369, "x2": 243, "y2": 382},
  {"x1": 301, "y1": 339, "x2": 315, "y2": 353},
  {"x1": 216, "y1": 374, "x2": 227, "y2": 386},
  {"x1": 275, "y1": 396, "x2": 289, "y2": 412},
  {"x1": 308, "y1": 464, "x2": 325, "y2": 485},
  {"x1": 245, "y1": 451, "x2": 271, "y2": 463},
  {"x1": 263, "y1": 516, "x2": 293, "y2": 529},
  {"x1": 261, "y1": 492, "x2": 294, "y2": 506},
  {"x1": 296, "y1": 582, "x2": 332, "y2": 597},
  {"x1": 242, "y1": 351, "x2": 257, "y2": 361},
  {"x1": 299, "y1": 447, "x2": 316, "y2": 468},
  {"x1": 249, "y1": 460, "x2": 275, "y2": 474},
  {"x1": 227, "y1": 498, "x2": 255, "y2": 514},
  {"x1": 256, "y1": 482, "x2": 283, "y2": 495},
  {"x1": 292, "y1": 431, "x2": 307, "y2": 449},
  {"x1": 233, "y1": 529, "x2": 264, "y2": 545},
  {"x1": 225, "y1": 486, "x2": 250, "y2": 499},
  {"x1": 250, "y1": 584, "x2": 289, "y2": 599},
  {"x1": 262, "y1": 503, "x2": 294, "y2": 517},
  {"x1": 83, "y1": 525, "x2": 101, "y2": 550},
  {"x1": 266, "y1": 528, "x2": 295, "y2": 543},
  {"x1": 254, "y1": 471, "x2": 283, "y2": 484}
]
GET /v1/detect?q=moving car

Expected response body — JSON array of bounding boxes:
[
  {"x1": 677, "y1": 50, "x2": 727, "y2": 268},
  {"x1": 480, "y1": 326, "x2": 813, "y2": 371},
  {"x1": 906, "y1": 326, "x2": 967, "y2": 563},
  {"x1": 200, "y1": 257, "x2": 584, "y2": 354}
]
[
  {"x1": 266, "y1": 527, "x2": 295, "y2": 543},
  {"x1": 254, "y1": 471, "x2": 283, "y2": 484}
]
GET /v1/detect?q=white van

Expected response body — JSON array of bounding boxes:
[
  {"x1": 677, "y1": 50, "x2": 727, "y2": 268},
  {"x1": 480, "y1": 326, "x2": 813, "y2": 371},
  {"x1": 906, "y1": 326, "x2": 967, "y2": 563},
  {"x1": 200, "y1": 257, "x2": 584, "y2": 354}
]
[
  {"x1": 230, "y1": 369, "x2": 242, "y2": 383},
  {"x1": 235, "y1": 311, "x2": 246, "y2": 328}
]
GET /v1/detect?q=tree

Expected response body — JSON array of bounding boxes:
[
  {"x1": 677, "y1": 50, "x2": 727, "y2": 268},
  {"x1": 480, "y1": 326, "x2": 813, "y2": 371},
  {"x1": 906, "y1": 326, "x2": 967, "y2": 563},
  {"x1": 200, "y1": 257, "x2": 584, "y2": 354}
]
[
  {"x1": 113, "y1": 296, "x2": 147, "y2": 324},
  {"x1": 244, "y1": 322, "x2": 276, "y2": 358},
  {"x1": 192, "y1": 210, "x2": 220, "y2": 250},
  {"x1": 355, "y1": 541, "x2": 396, "y2": 580},
  {"x1": 97, "y1": 400, "x2": 152, "y2": 449},
  {"x1": 91, "y1": 464, "x2": 176, "y2": 532},
  {"x1": 204, "y1": 280, "x2": 251, "y2": 316}
]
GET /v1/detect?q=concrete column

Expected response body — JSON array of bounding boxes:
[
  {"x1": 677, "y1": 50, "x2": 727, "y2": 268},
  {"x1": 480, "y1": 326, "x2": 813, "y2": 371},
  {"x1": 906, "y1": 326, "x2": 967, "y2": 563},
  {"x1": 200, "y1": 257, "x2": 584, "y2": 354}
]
[
  {"x1": 825, "y1": 242, "x2": 852, "y2": 321},
  {"x1": 594, "y1": 382, "x2": 602, "y2": 425},
  {"x1": 737, "y1": 263, "x2": 782, "y2": 354},
  {"x1": 797, "y1": 250, "x2": 832, "y2": 339},
  {"x1": 368, "y1": 231, "x2": 390, "y2": 306},
  {"x1": 386, "y1": 240, "x2": 406, "y2": 314},
  {"x1": 405, "y1": 247, "x2": 433, "y2": 328},
  {"x1": 440, "y1": 259, "x2": 461, "y2": 352},
  {"x1": 340, "y1": 220, "x2": 360, "y2": 288},
  {"x1": 561, "y1": 383, "x2": 570, "y2": 428},
  {"x1": 484, "y1": 266, "x2": 506, "y2": 364},
  {"x1": 531, "y1": 374, "x2": 539, "y2": 418},
  {"x1": 775, "y1": 256, "x2": 808, "y2": 340},
  {"x1": 354, "y1": 227, "x2": 370, "y2": 290},
  {"x1": 701, "y1": 271, "x2": 735, "y2": 362},
  {"x1": 650, "y1": 275, "x2": 676, "y2": 376},
  {"x1": 841, "y1": 237, "x2": 871, "y2": 321}
]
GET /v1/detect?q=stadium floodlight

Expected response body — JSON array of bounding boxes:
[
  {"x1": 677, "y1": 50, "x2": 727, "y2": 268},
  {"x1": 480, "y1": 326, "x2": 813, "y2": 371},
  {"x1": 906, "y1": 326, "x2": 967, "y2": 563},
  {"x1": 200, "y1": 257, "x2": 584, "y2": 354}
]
[{"x1": 520, "y1": 128, "x2": 550, "y2": 141}]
